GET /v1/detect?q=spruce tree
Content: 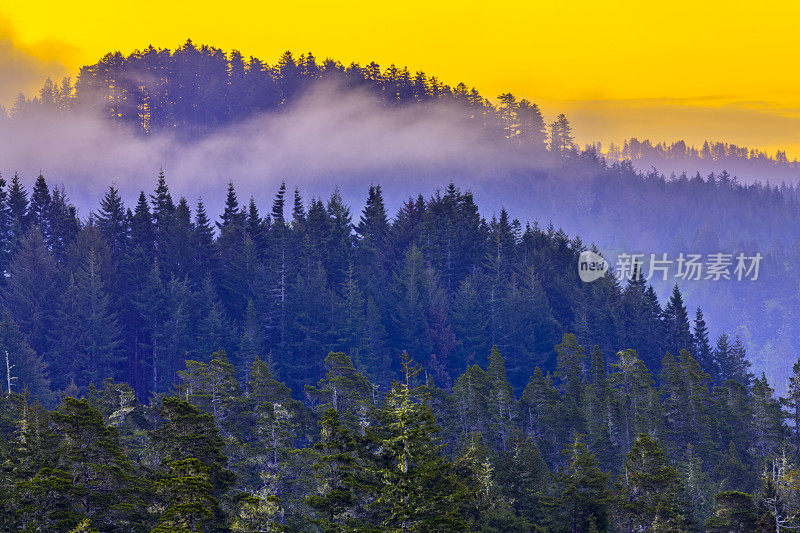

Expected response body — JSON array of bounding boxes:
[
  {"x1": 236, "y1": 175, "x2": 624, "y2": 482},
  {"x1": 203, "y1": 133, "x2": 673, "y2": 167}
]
[
  {"x1": 663, "y1": 284, "x2": 693, "y2": 359},
  {"x1": 705, "y1": 491, "x2": 760, "y2": 532},
  {"x1": 369, "y1": 352, "x2": 468, "y2": 530},
  {"x1": 693, "y1": 307, "x2": 714, "y2": 378},
  {"x1": 151, "y1": 397, "x2": 235, "y2": 528},
  {"x1": 55, "y1": 241, "x2": 122, "y2": 389},
  {"x1": 193, "y1": 198, "x2": 217, "y2": 278},
  {"x1": 3, "y1": 228, "x2": 62, "y2": 358},
  {"x1": 307, "y1": 407, "x2": 364, "y2": 528},
  {"x1": 555, "y1": 434, "x2": 610, "y2": 532},
  {"x1": 50, "y1": 398, "x2": 145, "y2": 529},
  {"x1": 29, "y1": 174, "x2": 51, "y2": 241},
  {"x1": 7, "y1": 173, "x2": 29, "y2": 242},
  {"x1": 615, "y1": 433, "x2": 694, "y2": 531},
  {"x1": 95, "y1": 185, "x2": 128, "y2": 257},
  {"x1": 0, "y1": 311, "x2": 51, "y2": 402},
  {"x1": 150, "y1": 170, "x2": 176, "y2": 257}
]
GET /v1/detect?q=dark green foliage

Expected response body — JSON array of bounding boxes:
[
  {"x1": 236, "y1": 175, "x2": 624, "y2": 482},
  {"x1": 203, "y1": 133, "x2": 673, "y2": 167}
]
[
  {"x1": 615, "y1": 433, "x2": 695, "y2": 531},
  {"x1": 50, "y1": 398, "x2": 145, "y2": 531},
  {"x1": 705, "y1": 491, "x2": 760, "y2": 532},
  {"x1": 0, "y1": 174, "x2": 793, "y2": 531}
]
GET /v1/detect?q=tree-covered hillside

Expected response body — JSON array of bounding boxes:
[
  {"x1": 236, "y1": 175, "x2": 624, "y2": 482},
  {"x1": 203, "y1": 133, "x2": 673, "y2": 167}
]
[
  {"x1": 0, "y1": 173, "x2": 798, "y2": 530},
  {"x1": 0, "y1": 173, "x2": 757, "y2": 399},
  {"x1": 4, "y1": 43, "x2": 800, "y2": 394}
]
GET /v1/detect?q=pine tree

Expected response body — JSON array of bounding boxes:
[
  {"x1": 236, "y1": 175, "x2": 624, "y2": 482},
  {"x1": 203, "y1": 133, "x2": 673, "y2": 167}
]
[
  {"x1": 195, "y1": 276, "x2": 235, "y2": 361},
  {"x1": 178, "y1": 352, "x2": 243, "y2": 437},
  {"x1": 705, "y1": 491, "x2": 760, "y2": 532},
  {"x1": 95, "y1": 185, "x2": 128, "y2": 257},
  {"x1": 486, "y1": 347, "x2": 516, "y2": 451},
  {"x1": 238, "y1": 299, "x2": 266, "y2": 381},
  {"x1": 307, "y1": 407, "x2": 363, "y2": 528},
  {"x1": 161, "y1": 197, "x2": 196, "y2": 280},
  {"x1": 516, "y1": 99, "x2": 546, "y2": 148},
  {"x1": 554, "y1": 333, "x2": 586, "y2": 438},
  {"x1": 663, "y1": 284, "x2": 693, "y2": 359},
  {"x1": 750, "y1": 373, "x2": 785, "y2": 458},
  {"x1": 55, "y1": 240, "x2": 122, "y2": 389},
  {"x1": 151, "y1": 457, "x2": 217, "y2": 532},
  {"x1": 555, "y1": 434, "x2": 610, "y2": 533},
  {"x1": 693, "y1": 307, "x2": 714, "y2": 378},
  {"x1": 548, "y1": 113, "x2": 574, "y2": 153},
  {"x1": 337, "y1": 265, "x2": 370, "y2": 374},
  {"x1": 786, "y1": 358, "x2": 800, "y2": 464},
  {"x1": 355, "y1": 184, "x2": 389, "y2": 288},
  {"x1": 7, "y1": 173, "x2": 29, "y2": 242},
  {"x1": 29, "y1": 174, "x2": 52, "y2": 241},
  {"x1": 271, "y1": 182, "x2": 286, "y2": 226},
  {"x1": 519, "y1": 367, "x2": 561, "y2": 458},
  {"x1": 0, "y1": 311, "x2": 51, "y2": 402},
  {"x1": 369, "y1": 352, "x2": 468, "y2": 530},
  {"x1": 494, "y1": 431, "x2": 550, "y2": 525},
  {"x1": 658, "y1": 350, "x2": 713, "y2": 456},
  {"x1": 193, "y1": 198, "x2": 217, "y2": 278},
  {"x1": 150, "y1": 397, "x2": 235, "y2": 528},
  {"x1": 306, "y1": 352, "x2": 374, "y2": 433},
  {"x1": 3, "y1": 228, "x2": 62, "y2": 358},
  {"x1": 608, "y1": 349, "x2": 662, "y2": 454},
  {"x1": 48, "y1": 186, "x2": 80, "y2": 263},
  {"x1": 135, "y1": 260, "x2": 168, "y2": 397},
  {"x1": 218, "y1": 181, "x2": 244, "y2": 231},
  {"x1": 2, "y1": 394, "x2": 63, "y2": 529},
  {"x1": 0, "y1": 173, "x2": 12, "y2": 276},
  {"x1": 451, "y1": 276, "x2": 490, "y2": 367},
  {"x1": 129, "y1": 191, "x2": 154, "y2": 255},
  {"x1": 150, "y1": 170, "x2": 176, "y2": 257},
  {"x1": 615, "y1": 433, "x2": 694, "y2": 531},
  {"x1": 50, "y1": 398, "x2": 145, "y2": 529}
]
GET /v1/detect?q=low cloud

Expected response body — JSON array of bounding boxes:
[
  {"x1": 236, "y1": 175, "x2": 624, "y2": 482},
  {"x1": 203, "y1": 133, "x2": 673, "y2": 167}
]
[{"x1": 0, "y1": 82, "x2": 551, "y2": 216}]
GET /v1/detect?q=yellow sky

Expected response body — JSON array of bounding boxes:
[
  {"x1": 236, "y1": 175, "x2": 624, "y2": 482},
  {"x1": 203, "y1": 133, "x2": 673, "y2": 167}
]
[{"x1": 2, "y1": 0, "x2": 800, "y2": 155}]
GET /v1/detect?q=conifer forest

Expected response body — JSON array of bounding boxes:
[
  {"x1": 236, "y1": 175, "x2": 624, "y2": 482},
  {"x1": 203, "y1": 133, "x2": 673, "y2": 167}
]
[{"x1": 0, "y1": 42, "x2": 800, "y2": 532}]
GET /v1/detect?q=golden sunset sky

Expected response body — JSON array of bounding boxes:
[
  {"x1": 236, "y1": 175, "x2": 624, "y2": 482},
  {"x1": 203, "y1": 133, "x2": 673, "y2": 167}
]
[{"x1": 2, "y1": 0, "x2": 799, "y2": 155}]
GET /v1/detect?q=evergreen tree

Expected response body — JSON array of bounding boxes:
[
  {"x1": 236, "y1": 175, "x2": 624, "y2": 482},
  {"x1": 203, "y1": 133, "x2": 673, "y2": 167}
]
[
  {"x1": 0, "y1": 311, "x2": 51, "y2": 402},
  {"x1": 128, "y1": 190, "x2": 152, "y2": 249},
  {"x1": 54, "y1": 237, "x2": 122, "y2": 389},
  {"x1": 705, "y1": 491, "x2": 760, "y2": 532},
  {"x1": 151, "y1": 397, "x2": 235, "y2": 528},
  {"x1": 548, "y1": 113, "x2": 574, "y2": 153},
  {"x1": 369, "y1": 352, "x2": 469, "y2": 531},
  {"x1": 50, "y1": 398, "x2": 144, "y2": 530},
  {"x1": 193, "y1": 198, "x2": 217, "y2": 278},
  {"x1": 95, "y1": 185, "x2": 128, "y2": 257},
  {"x1": 150, "y1": 170, "x2": 176, "y2": 257},
  {"x1": 3, "y1": 229, "x2": 62, "y2": 358},
  {"x1": 663, "y1": 284, "x2": 694, "y2": 360},
  {"x1": 555, "y1": 434, "x2": 611, "y2": 533},
  {"x1": 7, "y1": 173, "x2": 29, "y2": 242},
  {"x1": 307, "y1": 408, "x2": 364, "y2": 528},
  {"x1": 615, "y1": 433, "x2": 694, "y2": 531},
  {"x1": 29, "y1": 174, "x2": 52, "y2": 241},
  {"x1": 693, "y1": 307, "x2": 714, "y2": 378}
]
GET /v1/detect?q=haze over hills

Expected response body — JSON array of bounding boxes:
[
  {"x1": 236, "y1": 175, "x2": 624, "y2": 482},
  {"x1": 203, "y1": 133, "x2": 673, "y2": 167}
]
[
  {"x1": 4, "y1": 38, "x2": 800, "y2": 531},
  {"x1": 1, "y1": 42, "x2": 799, "y2": 391}
]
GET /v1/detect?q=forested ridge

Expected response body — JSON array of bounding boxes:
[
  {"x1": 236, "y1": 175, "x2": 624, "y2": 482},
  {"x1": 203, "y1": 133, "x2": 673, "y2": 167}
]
[
  {"x1": 5, "y1": 42, "x2": 800, "y2": 394},
  {"x1": 0, "y1": 172, "x2": 797, "y2": 531},
  {"x1": 2, "y1": 41, "x2": 800, "y2": 531}
]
